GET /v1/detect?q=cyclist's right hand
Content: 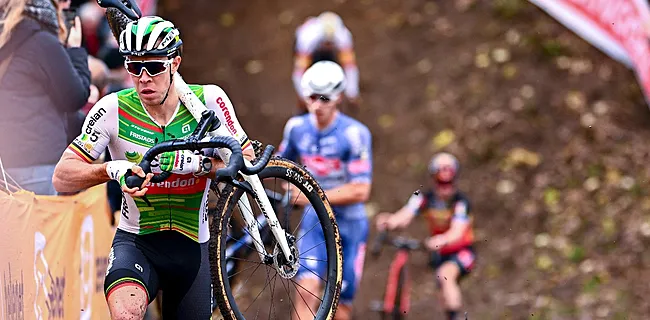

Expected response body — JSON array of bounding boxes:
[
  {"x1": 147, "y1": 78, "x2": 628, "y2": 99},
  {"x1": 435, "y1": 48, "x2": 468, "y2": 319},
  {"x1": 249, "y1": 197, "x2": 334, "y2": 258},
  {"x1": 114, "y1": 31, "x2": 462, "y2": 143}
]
[{"x1": 106, "y1": 160, "x2": 153, "y2": 196}]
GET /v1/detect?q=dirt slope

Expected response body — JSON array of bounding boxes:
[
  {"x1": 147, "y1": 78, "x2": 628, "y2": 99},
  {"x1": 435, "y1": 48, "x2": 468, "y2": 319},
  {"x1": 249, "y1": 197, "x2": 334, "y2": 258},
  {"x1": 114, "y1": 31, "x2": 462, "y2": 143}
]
[{"x1": 161, "y1": 0, "x2": 650, "y2": 318}]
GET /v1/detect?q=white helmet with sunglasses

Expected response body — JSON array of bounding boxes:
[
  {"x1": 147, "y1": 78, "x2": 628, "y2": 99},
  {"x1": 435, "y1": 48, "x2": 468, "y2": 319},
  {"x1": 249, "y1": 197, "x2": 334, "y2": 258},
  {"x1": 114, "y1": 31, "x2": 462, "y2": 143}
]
[
  {"x1": 119, "y1": 16, "x2": 183, "y2": 58},
  {"x1": 300, "y1": 61, "x2": 346, "y2": 102}
]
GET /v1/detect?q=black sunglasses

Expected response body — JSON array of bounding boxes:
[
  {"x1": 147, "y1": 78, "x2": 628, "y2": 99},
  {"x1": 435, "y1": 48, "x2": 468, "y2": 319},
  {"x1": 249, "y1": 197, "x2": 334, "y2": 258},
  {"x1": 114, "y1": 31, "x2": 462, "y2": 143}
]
[
  {"x1": 124, "y1": 59, "x2": 172, "y2": 77},
  {"x1": 309, "y1": 94, "x2": 332, "y2": 102}
]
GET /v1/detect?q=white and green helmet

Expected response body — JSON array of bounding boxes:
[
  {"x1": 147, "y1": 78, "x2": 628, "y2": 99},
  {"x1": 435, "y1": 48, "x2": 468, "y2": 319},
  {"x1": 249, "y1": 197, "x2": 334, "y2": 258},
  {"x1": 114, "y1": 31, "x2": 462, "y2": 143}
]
[{"x1": 119, "y1": 16, "x2": 183, "y2": 58}]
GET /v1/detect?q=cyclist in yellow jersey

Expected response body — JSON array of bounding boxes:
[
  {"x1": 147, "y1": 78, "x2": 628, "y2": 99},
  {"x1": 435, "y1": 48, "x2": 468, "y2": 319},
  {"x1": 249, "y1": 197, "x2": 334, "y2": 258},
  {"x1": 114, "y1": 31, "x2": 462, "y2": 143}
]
[{"x1": 53, "y1": 16, "x2": 254, "y2": 319}]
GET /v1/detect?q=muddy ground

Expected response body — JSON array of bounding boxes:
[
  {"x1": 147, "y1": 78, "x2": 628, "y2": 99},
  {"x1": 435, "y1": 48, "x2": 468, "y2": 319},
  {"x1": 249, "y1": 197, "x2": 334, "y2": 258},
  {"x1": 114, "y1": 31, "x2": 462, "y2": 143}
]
[{"x1": 159, "y1": 0, "x2": 650, "y2": 318}]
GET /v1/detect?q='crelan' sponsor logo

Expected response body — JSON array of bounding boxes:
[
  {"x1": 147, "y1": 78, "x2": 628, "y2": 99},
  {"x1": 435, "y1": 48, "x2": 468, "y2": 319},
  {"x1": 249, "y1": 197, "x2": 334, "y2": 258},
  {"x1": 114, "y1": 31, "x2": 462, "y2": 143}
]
[
  {"x1": 146, "y1": 177, "x2": 200, "y2": 189},
  {"x1": 129, "y1": 131, "x2": 156, "y2": 144},
  {"x1": 85, "y1": 108, "x2": 106, "y2": 135}
]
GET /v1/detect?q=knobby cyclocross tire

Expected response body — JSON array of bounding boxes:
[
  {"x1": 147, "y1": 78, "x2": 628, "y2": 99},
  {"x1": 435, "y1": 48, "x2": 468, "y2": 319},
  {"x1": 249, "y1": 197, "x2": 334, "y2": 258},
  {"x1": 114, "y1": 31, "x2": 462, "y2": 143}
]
[{"x1": 209, "y1": 157, "x2": 343, "y2": 320}]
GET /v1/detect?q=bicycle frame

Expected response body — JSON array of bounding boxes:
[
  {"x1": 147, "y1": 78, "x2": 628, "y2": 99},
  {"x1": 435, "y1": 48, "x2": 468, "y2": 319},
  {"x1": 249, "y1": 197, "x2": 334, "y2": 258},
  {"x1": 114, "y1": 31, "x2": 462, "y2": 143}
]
[
  {"x1": 383, "y1": 249, "x2": 411, "y2": 317},
  {"x1": 173, "y1": 74, "x2": 294, "y2": 264},
  {"x1": 371, "y1": 232, "x2": 426, "y2": 319}
]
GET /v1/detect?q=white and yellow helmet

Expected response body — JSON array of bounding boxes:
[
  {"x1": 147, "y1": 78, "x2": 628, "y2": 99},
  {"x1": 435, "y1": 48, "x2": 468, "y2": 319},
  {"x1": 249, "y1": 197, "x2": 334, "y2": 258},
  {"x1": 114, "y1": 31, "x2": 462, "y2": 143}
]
[{"x1": 318, "y1": 11, "x2": 344, "y2": 40}]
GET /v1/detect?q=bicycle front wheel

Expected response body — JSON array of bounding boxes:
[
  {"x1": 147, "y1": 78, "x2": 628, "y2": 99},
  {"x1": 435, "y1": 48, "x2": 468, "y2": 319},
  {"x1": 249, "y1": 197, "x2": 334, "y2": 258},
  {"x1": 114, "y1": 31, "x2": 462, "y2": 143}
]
[{"x1": 211, "y1": 157, "x2": 343, "y2": 320}]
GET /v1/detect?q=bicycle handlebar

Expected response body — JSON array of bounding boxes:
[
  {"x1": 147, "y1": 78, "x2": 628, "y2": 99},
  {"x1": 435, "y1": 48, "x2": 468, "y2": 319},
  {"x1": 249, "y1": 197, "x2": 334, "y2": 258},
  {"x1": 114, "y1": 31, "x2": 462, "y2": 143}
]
[
  {"x1": 124, "y1": 110, "x2": 274, "y2": 189},
  {"x1": 125, "y1": 136, "x2": 242, "y2": 189},
  {"x1": 370, "y1": 230, "x2": 426, "y2": 258}
]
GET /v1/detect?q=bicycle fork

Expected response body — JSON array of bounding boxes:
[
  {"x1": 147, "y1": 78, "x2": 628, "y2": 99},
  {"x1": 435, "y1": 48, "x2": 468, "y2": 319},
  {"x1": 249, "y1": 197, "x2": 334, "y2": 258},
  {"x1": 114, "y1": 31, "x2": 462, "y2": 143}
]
[
  {"x1": 208, "y1": 131, "x2": 294, "y2": 265},
  {"x1": 237, "y1": 171, "x2": 294, "y2": 264}
]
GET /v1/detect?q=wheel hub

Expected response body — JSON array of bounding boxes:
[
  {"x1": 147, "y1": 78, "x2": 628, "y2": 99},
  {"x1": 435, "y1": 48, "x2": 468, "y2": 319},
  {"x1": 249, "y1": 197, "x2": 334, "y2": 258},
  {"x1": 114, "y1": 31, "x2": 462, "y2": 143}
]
[{"x1": 273, "y1": 236, "x2": 300, "y2": 279}]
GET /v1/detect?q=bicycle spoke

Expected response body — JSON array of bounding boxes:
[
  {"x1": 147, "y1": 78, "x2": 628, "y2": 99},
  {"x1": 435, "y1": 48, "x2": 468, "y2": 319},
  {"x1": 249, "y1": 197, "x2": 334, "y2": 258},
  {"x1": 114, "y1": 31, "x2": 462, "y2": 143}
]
[
  {"x1": 290, "y1": 279, "x2": 317, "y2": 318},
  {"x1": 268, "y1": 268, "x2": 279, "y2": 320},
  {"x1": 298, "y1": 262, "x2": 327, "y2": 283},
  {"x1": 296, "y1": 220, "x2": 322, "y2": 243},
  {"x1": 226, "y1": 233, "x2": 259, "y2": 256},
  {"x1": 290, "y1": 188, "x2": 303, "y2": 214},
  {"x1": 290, "y1": 278, "x2": 324, "y2": 302},
  {"x1": 244, "y1": 269, "x2": 278, "y2": 313},
  {"x1": 292, "y1": 205, "x2": 314, "y2": 236},
  {"x1": 300, "y1": 240, "x2": 326, "y2": 256},
  {"x1": 281, "y1": 180, "x2": 291, "y2": 231},
  {"x1": 300, "y1": 256, "x2": 327, "y2": 262},
  {"x1": 227, "y1": 256, "x2": 266, "y2": 264},
  {"x1": 279, "y1": 277, "x2": 301, "y2": 320},
  {"x1": 232, "y1": 262, "x2": 265, "y2": 298}
]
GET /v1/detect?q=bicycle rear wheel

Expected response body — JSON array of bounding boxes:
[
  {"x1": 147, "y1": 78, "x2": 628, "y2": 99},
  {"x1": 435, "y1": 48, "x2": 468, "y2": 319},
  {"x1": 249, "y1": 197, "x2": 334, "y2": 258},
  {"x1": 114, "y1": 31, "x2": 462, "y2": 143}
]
[{"x1": 211, "y1": 157, "x2": 342, "y2": 320}]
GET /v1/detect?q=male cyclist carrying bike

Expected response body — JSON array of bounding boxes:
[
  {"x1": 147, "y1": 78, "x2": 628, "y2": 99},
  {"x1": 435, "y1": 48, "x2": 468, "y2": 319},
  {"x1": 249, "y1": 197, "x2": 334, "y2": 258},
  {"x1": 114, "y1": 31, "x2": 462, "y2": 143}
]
[
  {"x1": 53, "y1": 16, "x2": 254, "y2": 319},
  {"x1": 293, "y1": 11, "x2": 360, "y2": 113},
  {"x1": 376, "y1": 153, "x2": 476, "y2": 320},
  {"x1": 278, "y1": 61, "x2": 372, "y2": 320}
]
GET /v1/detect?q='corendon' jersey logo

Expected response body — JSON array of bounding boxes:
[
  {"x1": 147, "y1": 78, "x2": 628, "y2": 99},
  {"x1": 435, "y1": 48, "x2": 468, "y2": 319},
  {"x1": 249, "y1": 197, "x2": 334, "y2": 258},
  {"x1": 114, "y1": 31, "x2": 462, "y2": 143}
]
[
  {"x1": 216, "y1": 97, "x2": 237, "y2": 136},
  {"x1": 144, "y1": 176, "x2": 206, "y2": 195}
]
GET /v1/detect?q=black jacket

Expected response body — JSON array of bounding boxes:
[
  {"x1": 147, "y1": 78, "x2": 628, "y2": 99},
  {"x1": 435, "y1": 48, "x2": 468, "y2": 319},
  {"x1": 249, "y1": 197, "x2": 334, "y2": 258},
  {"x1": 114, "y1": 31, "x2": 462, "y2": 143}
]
[{"x1": 0, "y1": 17, "x2": 90, "y2": 168}]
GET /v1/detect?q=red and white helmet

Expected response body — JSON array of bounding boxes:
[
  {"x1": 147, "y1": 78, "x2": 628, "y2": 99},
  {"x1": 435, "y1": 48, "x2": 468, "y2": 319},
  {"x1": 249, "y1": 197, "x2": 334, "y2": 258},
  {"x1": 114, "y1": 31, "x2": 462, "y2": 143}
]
[{"x1": 428, "y1": 152, "x2": 459, "y2": 183}]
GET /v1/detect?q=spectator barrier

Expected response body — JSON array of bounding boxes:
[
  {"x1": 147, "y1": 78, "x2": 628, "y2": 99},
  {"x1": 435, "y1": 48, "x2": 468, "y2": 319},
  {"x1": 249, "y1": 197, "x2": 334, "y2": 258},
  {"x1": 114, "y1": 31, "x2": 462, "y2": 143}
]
[{"x1": 0, "y1": 184, "x2": 114, "y2": 319}]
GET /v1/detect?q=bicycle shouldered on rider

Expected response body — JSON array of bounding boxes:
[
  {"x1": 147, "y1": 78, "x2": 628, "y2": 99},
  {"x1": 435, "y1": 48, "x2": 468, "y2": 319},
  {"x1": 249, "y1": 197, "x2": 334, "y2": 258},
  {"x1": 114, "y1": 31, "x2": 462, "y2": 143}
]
[
  {"x1": 376, "y1": 152, "x2": 476, "y2": 320},
  {"x1": 53, "y1": 15, "x2": 255, "y2": 319}
]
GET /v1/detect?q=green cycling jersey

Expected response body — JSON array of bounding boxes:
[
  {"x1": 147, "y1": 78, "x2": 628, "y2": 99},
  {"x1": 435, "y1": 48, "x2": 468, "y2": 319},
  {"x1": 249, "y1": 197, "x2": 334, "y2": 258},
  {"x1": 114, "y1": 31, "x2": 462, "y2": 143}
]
[{"x1": 67, "y1": 84, "x2": 252, "y2": 243}]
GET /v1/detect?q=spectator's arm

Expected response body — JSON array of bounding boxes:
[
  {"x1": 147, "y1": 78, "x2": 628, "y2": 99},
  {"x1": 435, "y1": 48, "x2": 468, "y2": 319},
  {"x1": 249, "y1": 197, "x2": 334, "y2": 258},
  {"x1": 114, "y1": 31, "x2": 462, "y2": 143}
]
[{"x1": 37, "y1": 32, "x2": 91, "y2": 113}]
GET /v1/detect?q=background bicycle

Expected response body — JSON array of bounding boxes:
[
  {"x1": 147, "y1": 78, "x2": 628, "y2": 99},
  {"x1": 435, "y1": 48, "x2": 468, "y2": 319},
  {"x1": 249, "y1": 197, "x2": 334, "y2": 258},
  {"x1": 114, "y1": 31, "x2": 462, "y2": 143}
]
[{"x1": 369, "y1": 230, "x2": 428, "y2": 320}]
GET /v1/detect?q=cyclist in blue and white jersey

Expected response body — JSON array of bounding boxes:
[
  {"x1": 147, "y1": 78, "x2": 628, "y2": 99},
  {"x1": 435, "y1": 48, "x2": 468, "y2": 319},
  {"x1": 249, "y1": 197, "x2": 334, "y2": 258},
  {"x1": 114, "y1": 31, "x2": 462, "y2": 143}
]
[{"x1": 277, "y1": 61, "x2": 373, "y2": 320}]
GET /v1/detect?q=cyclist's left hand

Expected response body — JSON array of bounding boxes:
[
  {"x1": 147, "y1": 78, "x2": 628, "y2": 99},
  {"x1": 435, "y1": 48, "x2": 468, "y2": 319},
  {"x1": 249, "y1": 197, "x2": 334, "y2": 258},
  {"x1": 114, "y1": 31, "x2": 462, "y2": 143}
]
[
  {"x1": 425, "y1": 235, "x2": 448, "y2": 251},
  {"x1": 159, "y1": 150, "x2": 202, "y2": 175}
]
